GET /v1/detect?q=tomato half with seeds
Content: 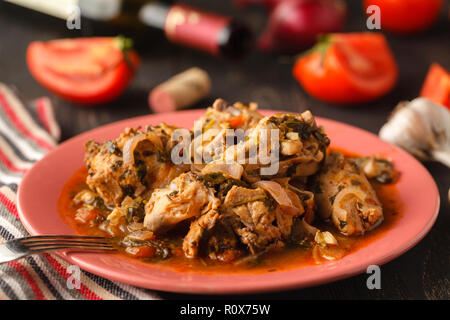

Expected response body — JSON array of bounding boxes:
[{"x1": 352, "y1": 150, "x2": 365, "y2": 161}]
[
  {"x1": 293, "y1": 33, "x2": 398, "y2": 104},
  {"x1": 27, "y1": 37, "x2": 140, "y2": 105}
]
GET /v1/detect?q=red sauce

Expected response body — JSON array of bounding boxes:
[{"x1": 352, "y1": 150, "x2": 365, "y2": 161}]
[{"x1": 57, "y1": 164, "x2": 403, "y2": 275}]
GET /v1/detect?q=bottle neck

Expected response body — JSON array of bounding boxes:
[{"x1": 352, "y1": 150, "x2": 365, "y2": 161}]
[{"x1": 218, "y1": 21, "x2": 253, "y2": 59}]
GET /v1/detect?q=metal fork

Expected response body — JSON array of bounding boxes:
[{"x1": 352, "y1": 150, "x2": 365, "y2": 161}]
[{"x1": 0, "y1": 235, "x2": 116, "y2": 264}]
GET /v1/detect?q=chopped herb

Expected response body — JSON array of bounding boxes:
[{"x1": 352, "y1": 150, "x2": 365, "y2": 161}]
[
  {"x1": 292, "y1": 122, "x2": 312, "y2": 140},
  {"x1": 218, "y1": 178, "x2": 249, "y2": 198},
  {"x1": 313, "y1": 130, "x2": 327, "y2": 144},
  {"x1": 284, "y1": 119, "x2": 303, "y2": 129},
  {"x1": 351, "y1": 180, "x2": 361, "y2": 186},
  {"x1": 227, "y1": 195, "x2": 267, "y2": 208},
  {"x1": 199, "y1": 173, "x2": 227, "y2": 187},
  {"x1": 268, "y1": 116, "x2": 281, "y2": 126},
  {"x1": 198, "y1": 173, "x2": 247, "y2": 197}
]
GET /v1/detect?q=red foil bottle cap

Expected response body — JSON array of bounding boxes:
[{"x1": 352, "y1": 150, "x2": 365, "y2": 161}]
[{"x1": 164, "y1": 4, "x2": 230, "y2": 55}]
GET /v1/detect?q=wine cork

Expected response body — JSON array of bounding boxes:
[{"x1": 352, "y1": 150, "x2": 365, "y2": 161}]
[{"x1": 149, "y1": 67, "x2": 211, "y2": 113}]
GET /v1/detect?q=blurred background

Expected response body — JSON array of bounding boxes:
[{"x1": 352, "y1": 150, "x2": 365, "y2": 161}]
[{"x1": 0, "y1": 0, "x2": 448, "y2": 299}]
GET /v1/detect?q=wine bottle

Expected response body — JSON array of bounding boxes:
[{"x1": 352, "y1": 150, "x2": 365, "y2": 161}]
[{"x1": 6, "y1": 0, "x2": 253, "y2": 59}]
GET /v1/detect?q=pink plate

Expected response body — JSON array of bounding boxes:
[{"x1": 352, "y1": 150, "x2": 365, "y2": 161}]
[{"x1": 17, "y1": 110, "x2": 440, "y2": 294}]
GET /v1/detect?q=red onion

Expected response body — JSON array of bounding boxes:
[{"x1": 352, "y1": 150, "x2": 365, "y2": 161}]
[{"x1": 257, "y1": 0, "x2": 347, "y2": 54}]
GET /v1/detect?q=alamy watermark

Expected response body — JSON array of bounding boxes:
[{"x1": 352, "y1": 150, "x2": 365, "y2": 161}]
[
  {"x1": 66, "y1": 4, "x2": 81, "y2": 30},
  {"x1": 366, "y1": 5, "x2": 381, "y2": 30},
  {"x1": 366, "y1": 265, "x2": 381, "y2": 289},
  {"x1": 66, "y1": 3, "x2": 382, "y2": 31}
]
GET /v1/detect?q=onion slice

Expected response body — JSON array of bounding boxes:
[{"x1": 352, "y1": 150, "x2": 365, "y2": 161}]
[
  {"x1": 201, "y1": 162, "x2": 244, "y2": 180},
  {"x1": 253, "y1": 180, "x2": 300, "y2": 215},
  {"x1": 123, "y1": 132, "x2": 163, "y2": 165}
]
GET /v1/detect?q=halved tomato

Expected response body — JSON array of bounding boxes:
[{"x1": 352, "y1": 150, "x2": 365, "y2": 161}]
[
  {"x1": 27, "y1": 37, "x2": 140, "y2": 105},
  {"x1": 293, "y1": 33, "x2": 398, "y2": 104}
]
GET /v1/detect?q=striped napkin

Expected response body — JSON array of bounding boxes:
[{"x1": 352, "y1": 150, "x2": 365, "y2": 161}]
[{"x1": 0, "y1": 83, "x2": 160, "y2": 300}]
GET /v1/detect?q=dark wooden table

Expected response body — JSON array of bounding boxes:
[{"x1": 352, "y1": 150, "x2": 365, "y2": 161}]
[{"x1": 0, "y1": 0, "x2": 448, "y2": 300}]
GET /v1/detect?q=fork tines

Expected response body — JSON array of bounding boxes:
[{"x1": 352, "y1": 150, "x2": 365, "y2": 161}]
[{"x1": 18, "y1": 235, "x2": 114, "y2": 250}]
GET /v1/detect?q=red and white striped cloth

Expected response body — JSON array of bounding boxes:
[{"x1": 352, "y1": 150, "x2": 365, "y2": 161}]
[{"x1": 0, "y1": 83, "x2": 160, "y2": 300}]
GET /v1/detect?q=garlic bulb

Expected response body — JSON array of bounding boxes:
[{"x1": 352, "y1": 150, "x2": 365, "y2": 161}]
[{"x1": 379, "y1": 98, "x2": 450, "y2": 168}]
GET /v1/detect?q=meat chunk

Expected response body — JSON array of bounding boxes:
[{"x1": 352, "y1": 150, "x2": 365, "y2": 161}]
[
  {"x1": 190, "y1": 99, "x2": 263, "y2": 164},
  {"x1": 205, "y1": 217, "x2": 243, "y2": 262},
  {"x1": 84, "y1": 126, "x2": 187, "y2": 207},
  {"x1": 223, "y1": 186, "x2": 282, "y2": 254},
  {"x1": 265, "y1": 112, "x2": 329, "y2": 177},
  {"x1": 223, "y1": 185, "x2": 267, "y2": 207},
  {"x1": 251, "y1": 180, "x2": 305, "y2": 238},
  {"x1": 288, "y1": 185, "x2": 315, "y2": 224},
  {"x1": 182, "y1": 209, "x2": 219, "y2": 258},
  {"x1": 316, "y1": 152, "x2": 383, "y2": 236},
  {"x1": 84, "y1": 139, "x2": 128, "y2": 207},
  {"x1": 223, "y1": 111, "x2": 329, "y2": 181},
  {"x1": 143, "y1": 172, "x2": 220, "y2": 233}
]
